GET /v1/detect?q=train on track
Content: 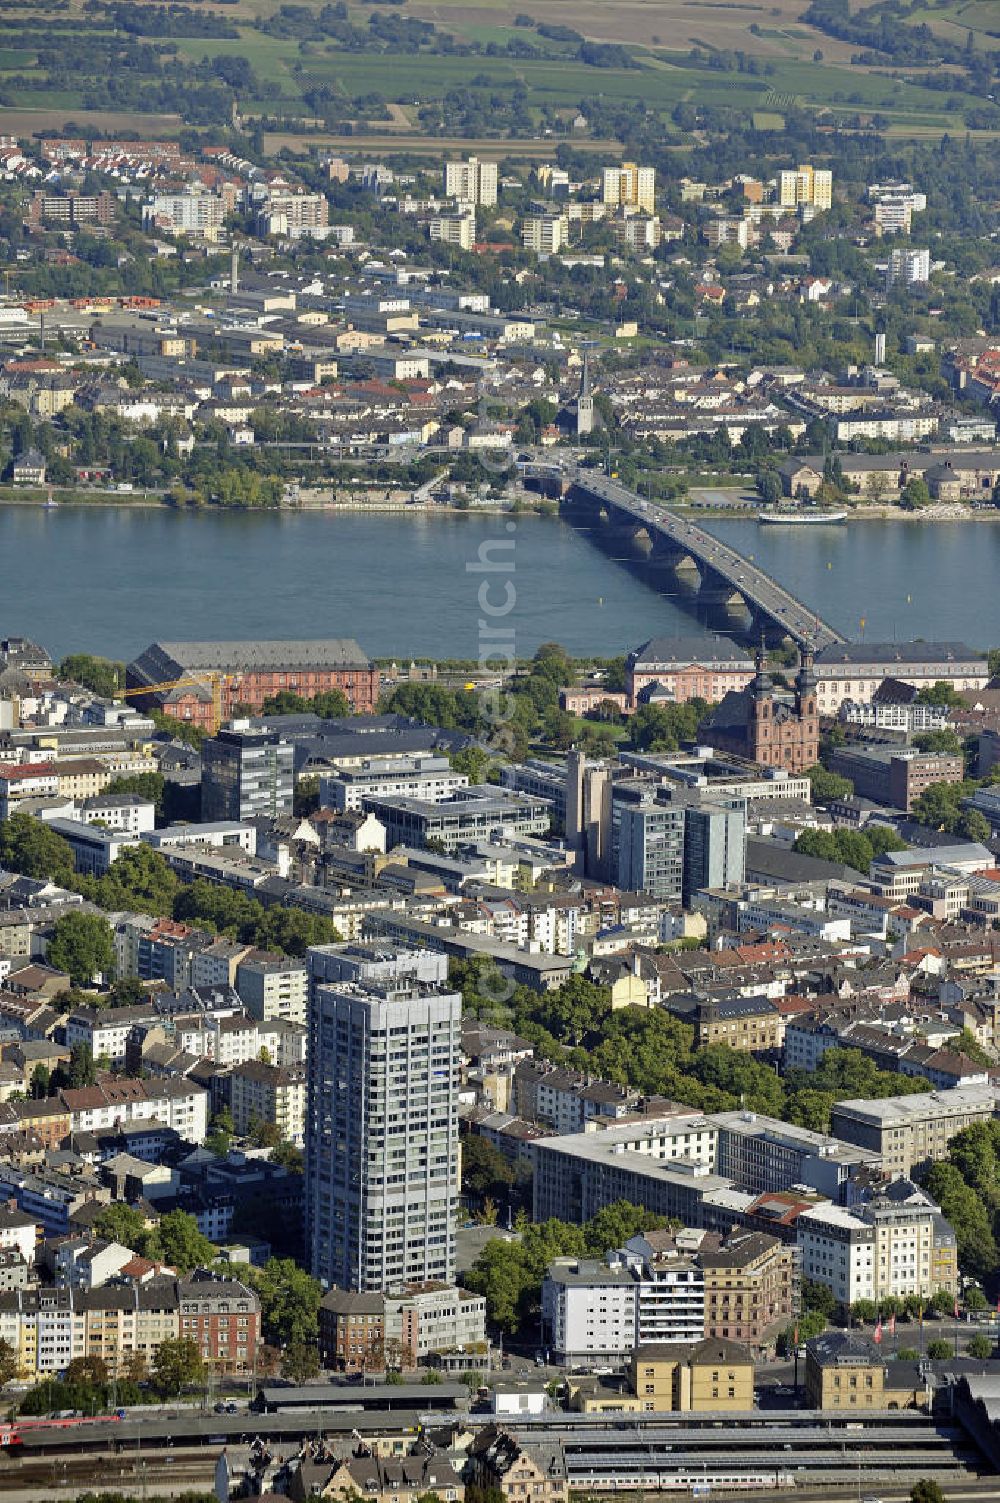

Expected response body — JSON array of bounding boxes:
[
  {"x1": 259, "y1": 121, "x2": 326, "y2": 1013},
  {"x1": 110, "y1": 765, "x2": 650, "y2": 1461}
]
[{"x1": 0, "y1": 1413, "x2": 123, "y2": 1450}]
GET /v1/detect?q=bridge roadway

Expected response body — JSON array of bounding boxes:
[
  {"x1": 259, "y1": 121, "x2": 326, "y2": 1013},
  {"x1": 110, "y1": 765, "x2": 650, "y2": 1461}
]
[{"x1": 523, "y1": 460, "x2": 847, "y2": 653}]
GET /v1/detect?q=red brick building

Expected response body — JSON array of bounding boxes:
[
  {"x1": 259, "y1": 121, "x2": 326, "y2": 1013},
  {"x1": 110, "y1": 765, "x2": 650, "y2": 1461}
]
[
  {"x1": 318, "y1": 1288, "x2": 385, "y2": 1371},
  {"x1": 126, "y1": 639, "x2": 380, "y2": 729},
  {"x1": 177, "y1": 1270, "x2": 261, "y2": 1374}
]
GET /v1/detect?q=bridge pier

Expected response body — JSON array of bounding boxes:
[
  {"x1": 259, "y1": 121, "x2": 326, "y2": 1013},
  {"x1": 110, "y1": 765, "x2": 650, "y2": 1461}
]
[{"x1": 561, "y1": 475, "x2": 845, "y2": 653}]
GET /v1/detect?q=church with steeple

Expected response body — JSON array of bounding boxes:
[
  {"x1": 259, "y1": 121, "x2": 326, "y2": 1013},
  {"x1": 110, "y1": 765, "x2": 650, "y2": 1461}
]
[
  {"x1": 576, "y1": 354, "x2": 594, "y2": 436},
  {"x1": 697, "y1": 645, "x2": 820, "y2": 773}
]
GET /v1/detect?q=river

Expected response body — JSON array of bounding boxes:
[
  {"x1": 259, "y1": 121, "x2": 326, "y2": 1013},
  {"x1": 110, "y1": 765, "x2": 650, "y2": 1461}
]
[
  {"x1": 703, "y1": 515, "x2": 1000, "y2": 650},
  {"x1": 2, "y1": 505, "x2": 999, "y2": 663}
]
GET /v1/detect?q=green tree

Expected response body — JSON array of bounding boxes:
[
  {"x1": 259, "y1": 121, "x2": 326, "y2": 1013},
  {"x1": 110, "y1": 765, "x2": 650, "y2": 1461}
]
[
  {"x1": 57, "y1": 654, "x2": 124, "y2": 698},
  {"x1": 145, "y1": 1210, "x2": 216, "y2": 1274},
  {"x1": 900, "y1": 477, "x2": 930, "y2": 510},
  {"x1": 915, "y1": 681, "x2": 966, "y2": 708},
  {"x1": 583, "y1": 1202, "x2": 667, "y2": 1257},
  {"x1": 105, "y1": 772, "x2": 166, "y2": 817},
  {"x1": 462, "y1": 1135, "x2": 516, "y2": 1200},
  {"x1": 913, "y1": 729, "x2": 964, "y2": 756},
  {"x1": 776, "y1": 1308, "x2": 827, "y2": 1355},
  {"x1": 248, "y1": 1257, "x2": 322, "y2": 1347},
  {"x1": 65, "y1": 1043, "x2": 97, "y2": 1089},
  {"x1": 967, "y1": 1334, "x2": 994, "y2": 1359},
  {"x1": 913, "y1": 780, "x2": 968, "y2": 832},
  {"x1": 930, "y1": 1288, "x2": 957, "y2": 1317},
  {"x1": 204, "y1": 1107, "x2": 234, "y2": 1158},
  {"x1": 152, "y1": 1337, "x2": 204, "y2": 1397},
  {"x1": 29, "y1": 1063, "x2": 50, "y2": 1100},
  {"x1": 802, "y1": 1279, "x2": 837, "y2": 1318},
  {"x1": 794, "y1": 825, "x2": 907, "y2": 874},
  {"x1": 466, "y1": 1203, "x2": 667, "y2": 1334},
  {"x1": 960, "y1": 808, "x2": 992, "y2": 843},
  {"x1": 805, "y1": 763, "x2": 853, "y2": 803},
  {"x1": 926, "y1": 1338, "x2": 953, "y2": 1359},
  {"x1": 293, "y1": 775, "x2": 320, "y2": 817},
  {"x1": 248, "y1": 1117, "x2": 283, "y2": 1150},
  {"x1": 965, "y1": 1286, "x2": 989, "y2": 1313},
  {"x1": 311, "y1": 689, "x2": 351, "y2": 719},
  {"x1": 628, "y1": 700, "x2": 705, "y2": 753},
  {"x1": 953, "y1": 1029, "x2": 992, "y2": 1066},
  {"x1": 281, "y1": 1340, "x2": 320, "y2": 1383},
  {"x1": 451, "y1": 745, "x2": 493, "y2": 784},
  {"x1": 46, "y1": 911, "x2": 114, "y2": 987},
  {"x1": 65, "y1": 1354, "x2": 109, "y2": 1387},
  {"x1": 0, "y1": 812, "x2": 75, "y2": 884},
  {"x1": 88, "y1": 843, "x2": 181, "y2": 915},
  {"x1": 910, "y1": 1481, "x2": 945, "y2": 1503},
  {"x1": 923, "y1": 1160, "x2": 998, "y2": 1279},
  {"x1": 756, "y1": 470, "x2": 782, "y2": 505},
  {"x1": 0, "y1": 1337, "x2": 18, "y2": 1387},
  {"x1": 93, "y1": 1203, "x2": 148, "y2": 1250},
  {"x1": 110, "y1": 976, "x2": 146, "y2": 1006},
  {"x1": 272, "y1": 1140, "x2": 304, "y2": 1174}
]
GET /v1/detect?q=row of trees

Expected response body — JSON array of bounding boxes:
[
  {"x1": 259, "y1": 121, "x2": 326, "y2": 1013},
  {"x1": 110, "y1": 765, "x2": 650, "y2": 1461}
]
[
  {"x1": 453, "y1": 961, "x2": 933, "y2": 1133},
  {"x1": 793, "y1": 823, "x2": 909, "y2": 875},
  {"x1": 922, "y1": 1120, "x2": 1000, "y2": 1281},
  {"x1": 7, "y1": 1343, "x2": 206, "y2": 1408},
  {"x1": 0, "y1": 818, "x2": 343, "y2": 963}
]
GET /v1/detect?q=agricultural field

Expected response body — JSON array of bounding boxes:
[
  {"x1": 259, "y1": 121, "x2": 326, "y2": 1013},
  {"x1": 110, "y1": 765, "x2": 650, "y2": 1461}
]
[
  {"x1": 165, "y1": 27, "x2": 980, "y2": 130},
  {"x1": 0, "y1": 0, "x2": 991, "y2": 141},
  {"x1": 402, "y1": 0, "x2": 861, "y2": 60},
  {"x1": 903, "y1": 0, "x2": 1000, "y2": 51}
]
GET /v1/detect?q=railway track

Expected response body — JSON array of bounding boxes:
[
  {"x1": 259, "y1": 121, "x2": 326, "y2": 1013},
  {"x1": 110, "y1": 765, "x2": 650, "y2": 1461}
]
[{"x1": 0, "y1": 1444, "x2": 221, "y2": 1489}]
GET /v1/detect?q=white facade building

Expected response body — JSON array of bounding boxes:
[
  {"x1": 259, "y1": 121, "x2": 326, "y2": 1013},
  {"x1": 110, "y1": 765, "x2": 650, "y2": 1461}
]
[
  {"x1": 306, "y1": 974, "x2": 461, "y2": 1292},
  {"x1": 320, "y1": 757, "x2": 467, "y2": 814},
  {"x1": 444, "y1": 157, "x2": 498, "y2": 207}
]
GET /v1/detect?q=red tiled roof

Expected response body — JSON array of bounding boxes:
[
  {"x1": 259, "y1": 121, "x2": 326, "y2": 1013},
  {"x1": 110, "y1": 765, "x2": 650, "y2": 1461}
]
[{"x1": 0, "y1": 762, "x2": 57, "y2": 780}]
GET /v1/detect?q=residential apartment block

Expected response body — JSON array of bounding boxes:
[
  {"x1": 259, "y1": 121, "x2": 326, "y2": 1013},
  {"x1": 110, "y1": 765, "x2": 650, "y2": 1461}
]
[
  {"x1": 0, "y1": 1270, "x2": 260, "y2": 1378},
  {"x1": 201, "y1": 724, "x2": 294, "y2": 822},
  {"x1": 443, "y1": 157, "x2": 498, "y2": 207},
  {"x1": 602, "y1": 163, "x2": 656, "y2": 214},
  {"x1": 533, "y1": 1112, "x2": 876, "y2": 1228},
  {"x1": 796, "y1": 1181, "x2": 957, "y2": 1307},
  {"x1": 306, "y1": 972, "x2": 461, "y2": 1291}
]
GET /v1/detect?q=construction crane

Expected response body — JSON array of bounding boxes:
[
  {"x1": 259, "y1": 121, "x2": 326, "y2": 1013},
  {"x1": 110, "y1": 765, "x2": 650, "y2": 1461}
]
[{"x1": 123, "y1": 673, "x2": 235, "y2": 733}]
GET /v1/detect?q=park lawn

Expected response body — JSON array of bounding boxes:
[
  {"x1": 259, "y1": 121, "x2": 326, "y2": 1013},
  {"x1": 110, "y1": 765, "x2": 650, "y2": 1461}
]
[{"x1": 563, "y1": 714, "x2": 631, "y2": 742}]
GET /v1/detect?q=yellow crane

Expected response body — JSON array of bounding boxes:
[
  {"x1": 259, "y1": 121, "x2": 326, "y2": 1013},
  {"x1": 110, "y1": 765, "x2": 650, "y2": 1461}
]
[{"x1": 123, "y1": 673, "x2": 235, "y2": 733}]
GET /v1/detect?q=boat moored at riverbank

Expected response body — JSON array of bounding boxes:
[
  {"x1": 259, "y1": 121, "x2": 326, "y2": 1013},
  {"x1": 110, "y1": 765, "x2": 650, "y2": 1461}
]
[{"x1": 757, "y1": 510, "x2": 847, "y2": 525}]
